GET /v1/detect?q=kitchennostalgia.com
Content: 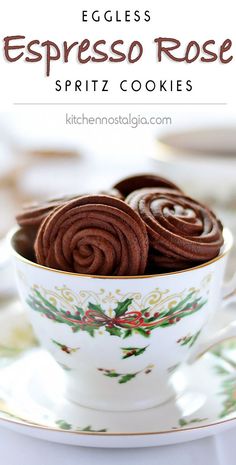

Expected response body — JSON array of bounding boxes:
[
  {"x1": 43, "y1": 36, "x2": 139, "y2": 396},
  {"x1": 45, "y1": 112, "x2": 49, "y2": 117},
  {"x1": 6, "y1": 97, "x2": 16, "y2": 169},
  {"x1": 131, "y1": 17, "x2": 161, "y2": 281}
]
[{"x1": 65, "y1": 113, "x2": 173, "y2": 128}]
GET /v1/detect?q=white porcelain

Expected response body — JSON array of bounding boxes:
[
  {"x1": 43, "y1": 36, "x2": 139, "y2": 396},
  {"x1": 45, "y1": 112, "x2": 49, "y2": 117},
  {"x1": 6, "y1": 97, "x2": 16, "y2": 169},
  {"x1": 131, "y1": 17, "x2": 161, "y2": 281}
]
[
  {"x1": 9, "y1": 227, "x2": 236, "y2": 413},
  {"x1": 0, "y1": 298, "x2": 236, "y2": 448}
]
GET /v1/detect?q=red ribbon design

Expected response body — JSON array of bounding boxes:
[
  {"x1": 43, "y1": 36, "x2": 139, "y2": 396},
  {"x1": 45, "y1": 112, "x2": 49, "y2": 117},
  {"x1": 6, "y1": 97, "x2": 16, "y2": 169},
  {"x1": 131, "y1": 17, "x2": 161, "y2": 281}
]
[
  {"x1": 59, "y1": 309, "x2": 144, "y2": 328},
  {"x1": 83, "y1": 309, "x2": 144, "y2": 328},
  {"x1": 55, "y1": 305, "x2": 197, "y2": 329}
]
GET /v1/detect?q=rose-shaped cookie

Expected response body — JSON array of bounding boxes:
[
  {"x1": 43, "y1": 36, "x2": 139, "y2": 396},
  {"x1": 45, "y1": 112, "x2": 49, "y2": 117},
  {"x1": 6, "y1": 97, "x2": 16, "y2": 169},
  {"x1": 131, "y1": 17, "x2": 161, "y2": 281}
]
[
  {"x1": 16, "y1": 194, "x2": 78, "y2": 229},
  {"x1": 113, "y1": 174, "x2": 180, "y2": 197},
  {"x1": 126, "y1": 188, "x2": 223, "y2": 271},
  {"x1": 34, "y1": 195, "x2": 149, "y2": 276}
]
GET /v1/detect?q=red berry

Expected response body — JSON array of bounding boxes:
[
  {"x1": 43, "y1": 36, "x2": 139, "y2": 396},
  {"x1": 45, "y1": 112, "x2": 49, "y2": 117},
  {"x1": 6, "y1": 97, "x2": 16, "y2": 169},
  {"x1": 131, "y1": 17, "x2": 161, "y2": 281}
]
[
  {"x1": 176, "y1": 317, "x2": 181, "y2": 322},
  {"x1": 144, "y1": 312, "x2": 150, "y2": 318},
  {"x1": 66, "y1": 311, "x2": 71, "y2": 315},
  {"x1": 169, "y1": 318, "x2": 175, "y2": 324},
  {"x1": 154, "y1": 312, "x2": 160, "y2": 318},
  {"x1": 146, "y1": 330, "x2": 151, "y2": 335}
]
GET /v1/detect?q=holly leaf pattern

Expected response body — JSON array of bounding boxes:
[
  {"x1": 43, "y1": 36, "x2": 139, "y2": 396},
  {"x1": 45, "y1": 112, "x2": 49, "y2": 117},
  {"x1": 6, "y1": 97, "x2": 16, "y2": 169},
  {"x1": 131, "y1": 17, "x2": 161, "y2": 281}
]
[
  {"x1": 119, "y1": 373, "x2": 137, "y2": 384},
  {"x1": 87, "y1": 302, "x2": 106, "y2": 317},
  {"x1": 27, "y1": 287, "x2": 207, "y2": 339},
  {"x1": 104, "y1": 371, "x2": 120, "y2": 378},
  {"x1": 121, "y1": 346, "x2": 149, "y2": 359},
  {"x1": 135, "y1": 328, "x2": 150, "y2": 338},
  {"x1": 52, "y1": 340, "x2": 79, "y2": 354},
  {"x1": 177, "y1": 330, "x2": 201, "y2": 348},
  {"x1": 98, "y1": 365, "x2": 154, "y2": 384},
  {"x1": 55, "y1": 419, "x2": 107, "y2": 432},
  {"x1": 123, "y1": 329, "x2": 132, "y2": 339},
  {"x1": 178, "y1": 417, "x2": 208, "y2": 428},
  {"x1": 113, "y1": 299, "x2": 133, "y2": 317},
  {"x1": 105, "y1": 326, "x2": 122, "y2": 337},
  {"x1": 56, "y1": 420, "x2": 71, "y2": 430}
]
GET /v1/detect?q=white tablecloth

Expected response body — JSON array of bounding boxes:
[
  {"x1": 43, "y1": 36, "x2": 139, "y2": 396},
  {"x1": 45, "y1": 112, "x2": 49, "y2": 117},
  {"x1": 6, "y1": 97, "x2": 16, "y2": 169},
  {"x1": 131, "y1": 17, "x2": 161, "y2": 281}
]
[{"x1": 0, "y1": 426, "x2": 235, "y2": 465}]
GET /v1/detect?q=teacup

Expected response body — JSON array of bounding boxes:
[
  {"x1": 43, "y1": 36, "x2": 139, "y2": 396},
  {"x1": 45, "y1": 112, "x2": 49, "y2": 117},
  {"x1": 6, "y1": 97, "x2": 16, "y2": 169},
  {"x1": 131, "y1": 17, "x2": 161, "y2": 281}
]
[{"x1": 10, "y1": 227, "x2": 236, "y2": 411}]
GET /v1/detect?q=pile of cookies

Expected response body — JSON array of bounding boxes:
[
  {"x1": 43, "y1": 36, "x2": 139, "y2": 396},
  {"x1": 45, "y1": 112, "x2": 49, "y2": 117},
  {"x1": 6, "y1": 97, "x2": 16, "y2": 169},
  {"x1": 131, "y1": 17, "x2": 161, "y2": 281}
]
[{"x1": 16, "y1": 174, "x2": 224, "y2": 276}]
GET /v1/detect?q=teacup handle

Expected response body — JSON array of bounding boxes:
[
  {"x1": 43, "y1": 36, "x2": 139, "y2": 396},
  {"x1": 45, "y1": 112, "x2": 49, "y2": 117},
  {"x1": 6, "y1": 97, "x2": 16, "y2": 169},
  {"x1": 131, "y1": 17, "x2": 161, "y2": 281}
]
[{"x1": 188, "y1": 272, "x2": 236, "y2": 363}]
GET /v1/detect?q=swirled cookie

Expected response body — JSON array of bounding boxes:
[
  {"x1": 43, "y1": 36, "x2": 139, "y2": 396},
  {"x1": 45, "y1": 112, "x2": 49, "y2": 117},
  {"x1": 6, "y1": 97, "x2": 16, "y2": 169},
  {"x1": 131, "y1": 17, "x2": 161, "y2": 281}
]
[
  {"x1": 113, "y1": 174, "x2": 180, "y2": 197},
  {"x1": 126, "y1": 188, "x2": 223, "y2": 271},
  {"x1": 34, "y1": 195, "x2": 149, "y2": 275},
  {"x1": 16, "y1": 194, "x2": 78, "y2": 229}
]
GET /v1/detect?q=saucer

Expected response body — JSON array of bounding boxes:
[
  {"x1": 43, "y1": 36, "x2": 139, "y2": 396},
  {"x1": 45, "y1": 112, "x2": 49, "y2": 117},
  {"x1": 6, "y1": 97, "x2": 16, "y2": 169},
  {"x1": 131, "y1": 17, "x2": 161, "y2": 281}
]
[{"x1": 0, "y1": 299, "x2": 236, "y2": 448}]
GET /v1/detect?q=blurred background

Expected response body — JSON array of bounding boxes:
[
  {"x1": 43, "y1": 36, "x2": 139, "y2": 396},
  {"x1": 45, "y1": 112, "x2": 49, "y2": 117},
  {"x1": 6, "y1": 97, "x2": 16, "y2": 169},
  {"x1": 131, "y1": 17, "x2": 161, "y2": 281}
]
[{"x1": 0, "y1": 107, "x2": 236, "y2": 283}]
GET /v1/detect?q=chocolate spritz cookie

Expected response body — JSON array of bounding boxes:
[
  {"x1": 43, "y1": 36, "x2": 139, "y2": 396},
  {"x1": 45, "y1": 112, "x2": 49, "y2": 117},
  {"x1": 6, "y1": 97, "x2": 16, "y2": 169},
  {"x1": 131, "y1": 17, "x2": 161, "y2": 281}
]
[
  {"x1": 16, "y1": 189, "x2": 124, "y2": 232},
  {"x1": 113, "y1": 174, "x2": 181, "y2": 197},
  {"x1": 16, "y1": 194, "x2": 78, "y2": 229},
  {"x1": 34, "y1": 195, "x2": 149, "y2": 276},
  {"x1": 16, "y1": 173, "x2": 224, "y2": 275},
  {"x1": 126, "y1": 187, "x2": 223, "y2": 271}
]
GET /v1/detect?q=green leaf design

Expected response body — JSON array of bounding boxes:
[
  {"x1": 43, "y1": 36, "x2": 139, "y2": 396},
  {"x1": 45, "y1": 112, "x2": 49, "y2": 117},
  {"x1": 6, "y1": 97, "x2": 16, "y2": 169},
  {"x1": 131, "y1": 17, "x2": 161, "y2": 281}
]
[
  {"x1": 75, "y1": 306, "x2": 83, "y2": 314},
  {"x1": 121, "y1": 346, "x2": 149, "y2": 359},
  {"x1": 113, "y1": 299, "x2": 133, "y2": 317},
  {"x1": 52, "y1": 340, "x2": 79, "y2": 353},
  {"x1": 72, "y1": 325, "x2": 81, "y2": 333},
  {"x1": 79, "y1": 425, "x2": 107, "y2": 432},
  {"x1": 98, "y1": 364, "x2": 154, "y2": 384},
  {"x1": 134, "y1": 328, "x2": 150, "y2": 338},
  {"x1": 119, "y1": 373, "x2": 137, "y2": 384},
  {"x1": 106, "y1": 326, "x2": 122, "y2": 337},
  {"x1": 178, "y1": 417, "x2": 208, "y2": 428},
  {"x1": 56, "y1": 420, "x2": 72, "y2": 430},
  {"x1": 87, "y1": 302, "x2": 106, "y2": 317},
  {"x1": 55, "y1": 420, "x2": 107, "y2": 432},
  {"x1": 123, "y1": 329, "x2": 132, "y2": 339},
  {"x1": 34, "y1": 290, "x2": 58, "y2": 313},
  {"x1": 104, "y1": 371, "x2": 120, "y2": 378},
  {"x1": 82, "y1": 326, "x2": 95, "y2": 337},
  {"x1": 27, "y1": 287, "x2": 207, "y2": 339},
  {"x1": 177, "y1": 330, "x2": 201, "y2": 348},
  {"x1": 169, "y1": 292, "x2": 196, "y2": 313}
]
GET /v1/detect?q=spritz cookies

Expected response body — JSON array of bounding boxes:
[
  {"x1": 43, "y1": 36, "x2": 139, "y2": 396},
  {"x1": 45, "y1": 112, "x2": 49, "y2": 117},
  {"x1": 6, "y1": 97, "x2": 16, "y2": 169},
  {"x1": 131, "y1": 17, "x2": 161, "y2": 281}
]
[
  {"x1": 16, "y1": 173, "x2": 224, "y2": 275},
  {"x1": 126, "y1": 187, "x2": 223, "y2": 271},
  {"x1": 34, "y1": 195, "x2": 149, "y2": 276},
  {"x1": 113, "y1": 174, "x2": 180, "y2": 197}
]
